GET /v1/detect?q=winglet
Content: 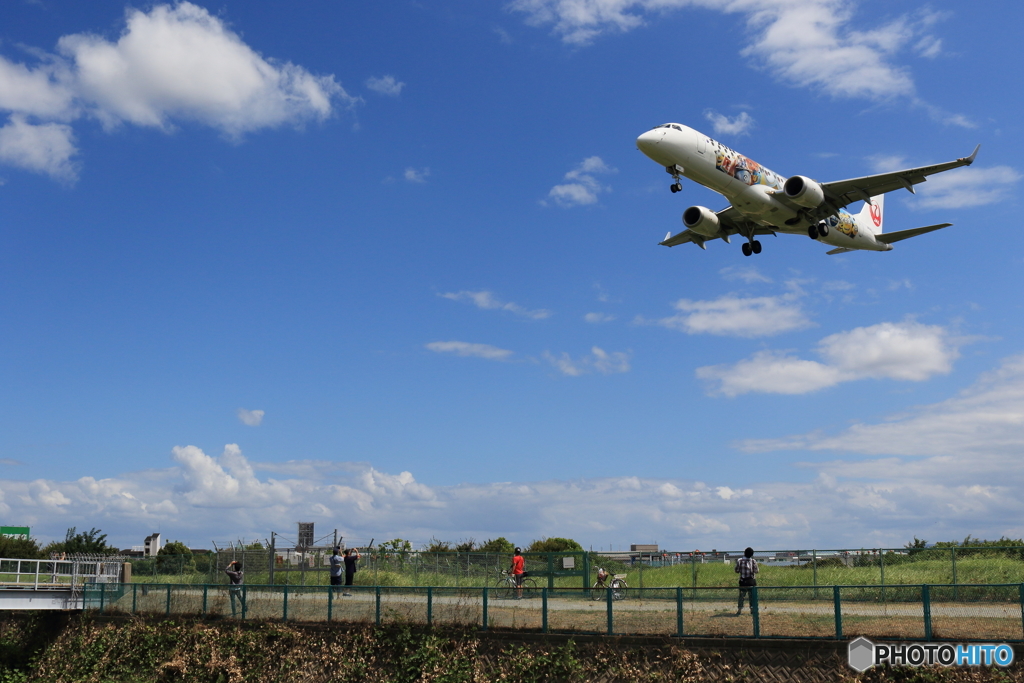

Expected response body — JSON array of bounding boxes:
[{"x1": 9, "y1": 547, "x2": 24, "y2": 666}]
[{"x1": 964, "y1": 144, "x2": 981, "y2": 165}]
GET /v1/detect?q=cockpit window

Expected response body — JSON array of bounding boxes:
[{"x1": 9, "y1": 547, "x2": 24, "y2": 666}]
[{"x1": 671, "y1": 124, "x2": 683, "y2": 131}]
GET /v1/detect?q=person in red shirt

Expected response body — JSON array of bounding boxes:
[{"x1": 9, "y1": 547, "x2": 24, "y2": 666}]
[{"x1": 510, "y1": 547, "x2": 527, "y2": 598}]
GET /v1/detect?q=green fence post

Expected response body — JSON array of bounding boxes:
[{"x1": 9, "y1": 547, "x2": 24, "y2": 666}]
[
  {"x1": 427, "y1": 586, "x2": 433, "y2": 626},
  {"x1": 99, "y1": 583, "x2": 106, "y2": 614},
  {"x1": 952, "y1": 549, "x2": 958, "y2": 601},
  {"x1": 676, "y1": 587, "x2": 683, "y2": 637},
  {"x1": 165, "y1": 585, "x2": 171, "y2": 616},
  {"x1": 375, "y1": 586, "x2": 381, "y2": 626},
  {"x1": 606, "y1": 587, "x2": 614, "y2": 636},
  {"x1": 542, "y1": 587, "x2": 548, "y2": 633},
  {"x1": 482, "y1": 587, "x2": 488, "y2": 631},
  {"x1": 582, "y1": 552, "x2": 590, "y2": 590},
  {"x1": 812, "y1": 550, "x2": 818, "y2": 600},
  {"x1": 132, "y1": 584, "x2": 137, "y2": 614},
  {"x1": 283, "y1": 584, "x2": 289, "y2": 622},
  {"x1": 202, "y1": 585, "x2": 208, "y2": 616},
  {"x1": 328, "y1": 586, "x2": 333, "y2": 623},
  {"x1": 1019, "y1": 584, "x2": 1024, "y2": 638},
  {"x1": 833, "y1": 586, "x2": 843, "y2": 640},
  {"x1": 242, "y1": 585, "x2": 247, "y2": 620},
  {"x1": 547, "y1": 553, "x2": 554, "y2": 590},
  {"x1": 751, "y1": 586, "x2": 760, "y2": 638},
  {"x1": 880, "y1": 552, "x2": 886, "y2": 603},
  {"x1": 691, "y1": 556, "x2": 697, "y2": 597},
  {"x1": 923, "y1": 584, "x2": 932, "y2": 641}
]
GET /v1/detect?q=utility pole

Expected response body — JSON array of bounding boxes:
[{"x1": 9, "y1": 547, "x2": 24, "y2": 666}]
[{"x1": 269, "y1": 532, "x2": 276, "y2": 585}]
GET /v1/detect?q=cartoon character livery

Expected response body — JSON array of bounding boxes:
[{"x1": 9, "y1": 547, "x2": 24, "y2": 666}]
[{"x1": 637, "y1": 123, "x2": 978, "y2": 256}]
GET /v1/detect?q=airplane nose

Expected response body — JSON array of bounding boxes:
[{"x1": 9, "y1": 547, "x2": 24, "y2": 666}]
[{"x1": 636, "y1": 129, "x2": 661, "y2": 154}]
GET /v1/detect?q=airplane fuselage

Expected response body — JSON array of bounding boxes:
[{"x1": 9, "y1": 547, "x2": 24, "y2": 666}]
[{"x1": 636, "y1": 123, "x2": 891, "y2": 252}]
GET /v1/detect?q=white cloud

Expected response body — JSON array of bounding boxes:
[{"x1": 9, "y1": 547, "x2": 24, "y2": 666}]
[
  {"x1": 913, "y1": 166, "x2": 1021, "y2": 210},
  {"x1": 697, "y1": 321, "x2": 959, "y2": 396},
  {"x1": 404, "y1": 167, "x2": 430, "y2": 183},
  {"x1": 0, "y1": 3, "x2": 353, "y2": 178},
  {"x1": 544, "y1": 346, "x2": 631, "y2": 376},
  {"x1": 704, "y1": 110, "x2": 754, "y2": 136},
  {"x1": 365, "y1": 75, "x2": 405, "y2": 96},
  {"x1": 547, "y1": 156, "x2": 616, "y2": 207},
  {"x1": 584, "y1": 312, "x2": 615, "y2": 323},
  {"x1": 644, "y1": 294, "x2": 811, "y2": 338},
  {"x1": 718, "y1": 266, "x2": 771, "y2": 284},
  {"x1": 440, "y1": 290, "x2": 552, "y2": 320},
  {"x1": 5, "y1": 430, "x2": 1024, "y2": 549},
  {"x1": 511, "y1": 1, "x2": 944, "y2": 103},
  {"x1": 426, "y1": 341, "x2": 514, "y2": 361},
  {"x1": 0, "y1": 115, "x2": 77, "y2": 181},
  {"x1": 236, "y1": 408, "x2": 265, "y2": 427}
]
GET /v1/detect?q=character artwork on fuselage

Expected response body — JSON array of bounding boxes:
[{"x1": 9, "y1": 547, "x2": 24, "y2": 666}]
[{"x1": 636, "y1": 123, "x2": 978, "y2": 256}]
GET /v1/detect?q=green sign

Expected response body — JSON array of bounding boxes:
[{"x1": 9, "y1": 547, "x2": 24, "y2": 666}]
[{"x1": 0, "y1": 526, "x2": 30, "y2": 538}]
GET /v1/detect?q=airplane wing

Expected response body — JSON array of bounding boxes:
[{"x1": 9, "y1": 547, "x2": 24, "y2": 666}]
[
  {"x1": 875, "y1": 222, "x2": 952, "y2": 244},
  {"x1": 817, "y1": 145, "x2": 980, "y2": 213},
  {"x1": 659, "y1": 206, "x2": 774, "y2": 249}
]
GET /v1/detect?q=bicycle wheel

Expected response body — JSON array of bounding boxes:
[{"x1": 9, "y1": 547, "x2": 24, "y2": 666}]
[
  {"x1": 520, "y1": 577, "x2": 539, "y2": 599},
  {"x1": 494, "y1": 578, "x2": 514, "y2": 600},
  {"x1": 590, "y1": 582, "x2": 607, "y2": 601},
  {"x1": 610, "y1": 579, "x2": 627, "y2": 601}
]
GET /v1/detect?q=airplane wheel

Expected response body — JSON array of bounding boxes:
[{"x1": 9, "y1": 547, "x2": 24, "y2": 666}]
[
  {"x1": 808, "y1": 225, "x2": 818, "y2": 239},
  {"x1": 752, "y1": 240, "x2": 762, "y2": 254},
  {"x1": 742, "y1": 243, "x2": 752, "y2": 256},
  {"x1": 818, "y1": 224, "x2": 829, "y2": 237}
]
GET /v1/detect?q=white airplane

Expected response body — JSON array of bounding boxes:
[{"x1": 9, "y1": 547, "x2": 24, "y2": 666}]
[{"x1": 636, "y1": 123, "x2": 979, "y2": 256}]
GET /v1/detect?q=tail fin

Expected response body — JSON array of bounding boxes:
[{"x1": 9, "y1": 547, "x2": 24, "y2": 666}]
[{"x1": 857, "y1": 193, "x2": 884, "y2": 235}]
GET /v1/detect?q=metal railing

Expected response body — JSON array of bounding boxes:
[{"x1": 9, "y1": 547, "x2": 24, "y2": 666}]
[
  {"x1": 85, "y1": 582, "x2": 1024, "y2": 643},
  {"x1": 0, "y1": 557, "x2": 124, "y2": 591}
]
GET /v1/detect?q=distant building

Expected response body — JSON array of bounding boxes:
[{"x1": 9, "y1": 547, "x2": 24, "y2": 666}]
[
  {"x1": 144, "y1": 533, "x2": 162, "y2": 557},
  {"x1": 630, "y1": 544, "x2": 659, "y2": 553}
]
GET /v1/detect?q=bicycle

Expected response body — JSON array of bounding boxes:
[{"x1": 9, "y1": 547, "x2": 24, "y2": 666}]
[
  {"x1": 495, "y1": 569, "x2": 538, "y2": 600},
  {"x1": 590, "y1": 569, "x2": 627, "y2": 600}
]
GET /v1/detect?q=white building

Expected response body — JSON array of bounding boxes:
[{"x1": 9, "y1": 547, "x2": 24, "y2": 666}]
[{"x1": 144, "y1": 533, "x2": 162, "y2": 557}]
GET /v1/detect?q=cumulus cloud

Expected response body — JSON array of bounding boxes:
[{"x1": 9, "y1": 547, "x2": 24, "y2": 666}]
[
  {"x1": 913, "y1": 166, "x2": 1021, "y2": 210},
  {"x1": 5, "y1": 425, "x2": 1024, "y2": 549},
  {"x1": 404, "y1": 167, "x2": 430, "y2": 183},
  {"x1": 584, "y1": 312, "x2": 615, "y2": 323},
  {"x1": 0, "y1": 116, "x2": 78, "y2": 181},
  {"x1": 544, "y1": 346, "x2": 631, "y2": 376},
  {"x1": 425, "y1": 341, "x2": 514, "y2": 361},
  {"x1": 440, "y1": 290, "x2": 552, "y2": 320},
  {"x1": 236, "y1": 408, "x2": 265, "y2": 427},
  {"x1": 0, "y1": 3, "x2": 353, "y2": 179},
  {"x1": 704, "y1": 110, "x2": 754, "y2": 136},
  {"x1": 641, "y1": 294, "x2": 811, "y2": 338},
  {"x1": 511, "y1": 1, "x2": 951, "y2": 105},
  {"x1": 365, "y1": 75, "x2": 405, "y2": 96},
  {"x1": 697, "y1": 321, "x2": 959, "y2": 396},
  {"x1": 547, "y1": 156, "x2": 616, "y2": 207}
]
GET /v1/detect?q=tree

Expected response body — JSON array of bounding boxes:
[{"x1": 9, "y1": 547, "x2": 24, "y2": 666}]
[
  {"x1": 0, "y1": 535, "x2": 44, "y2": 559},
  {"x1": 157, "y1": 540, "x2": 196, "y2": 573},
  {"x1": 453, "y1": 539, "x2": 476, "y2": 553},
  {"x1": 379, "y1": 539, "x2": 413, "y2": 553},
  {"x1": 44, "y1": 527, "x2": 113, "y2": 556},
  {"x1": 423, "y1": 537, "x2": 452, "y2": 552},
  {"x1": 527, "y1": 537, "x2": 583, "y2": 553},
  {"x1": 478, "y1": 537, "x2": 515, "y2": 553}
]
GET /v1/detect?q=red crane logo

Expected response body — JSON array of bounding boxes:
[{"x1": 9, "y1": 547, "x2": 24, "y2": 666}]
[{"x1": 869, "y1": 202, "x2": 882, "y2": 227}]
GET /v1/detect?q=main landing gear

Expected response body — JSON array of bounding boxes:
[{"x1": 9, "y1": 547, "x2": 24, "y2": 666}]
[
  {"x1": 742, "y1": 240, "x2": 762, "y2": 256},
  {"x1": 808, "y1": 223, "x2": 829, "y2": 239}
]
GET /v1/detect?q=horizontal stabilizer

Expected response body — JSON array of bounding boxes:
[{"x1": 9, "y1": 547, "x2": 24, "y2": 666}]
[
  {"x1": 660, "y1": 229, "x2": 693, "y2": 247},
  {"x1": 826, "y1": 247, "x2": 855, "y2": 255},
  {"x1": 876, "y1": 223, "x2": 952, "y2": 244}
]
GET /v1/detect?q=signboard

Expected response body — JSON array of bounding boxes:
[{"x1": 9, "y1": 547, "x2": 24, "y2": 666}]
[
  {"x1": 0, "y1": 527, "x2": 29, "y2": 539},
  {"x1": 297, "y1": 522, "x2": 314, "y2": 548}
]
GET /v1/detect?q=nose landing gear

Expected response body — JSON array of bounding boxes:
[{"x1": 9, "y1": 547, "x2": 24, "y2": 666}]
[
  {"x1": 670, "y1": 182, "x2": 682, "y2": 193},
  {"x1": 665, "y1": 164, "x2": 684, "y2": 194}
]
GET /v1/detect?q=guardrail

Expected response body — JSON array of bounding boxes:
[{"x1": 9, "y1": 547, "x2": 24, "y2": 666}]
[
  {"x1": 0, "y1": 557, "x2": 124, "y2": 590},
  {"x1": 84, "y1": 582, "x2": 1024, "y2": 642}
]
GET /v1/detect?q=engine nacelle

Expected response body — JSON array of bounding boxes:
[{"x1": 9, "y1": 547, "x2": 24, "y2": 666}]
[
  {"x1": 682, "y1": 205, "x2": 720, "y2": 237},
  {"x1": 784, "y1": 175, "x2": 825, "y2": 209}
]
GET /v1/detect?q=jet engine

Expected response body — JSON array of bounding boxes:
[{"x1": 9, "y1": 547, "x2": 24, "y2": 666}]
[
  {"x1": 682, "y1": 206, "x2": 720, "y2": 237},
  {"x1": 784, "y1": 175, "x2": 825, "y2": 208}
]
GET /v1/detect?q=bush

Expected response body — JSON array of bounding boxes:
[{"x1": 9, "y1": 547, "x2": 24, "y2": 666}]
[{"x1": 527, "y1": 538, "x2": 583, "y2": 553}]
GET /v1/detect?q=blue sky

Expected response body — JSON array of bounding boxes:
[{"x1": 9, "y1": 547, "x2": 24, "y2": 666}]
[{"x1": 1, "y1": 0, "x2": 1021, "y2": 552}]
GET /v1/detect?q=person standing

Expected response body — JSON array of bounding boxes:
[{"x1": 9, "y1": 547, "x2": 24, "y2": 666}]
[
  {"x1": 735, "y1": 547, "x2": 758, "y2": 615},
  {"x1": 225, "y1": 560, "x2": 244, "y2": 616},
  {"x1": 510, "y1": 547, "x2": 526, "y2": 599},
  {"x1": 343, "y1": 548, "x2": 360, "y2": 595},
  {"x1": 329, "y1": 547, "x2": 344, "y2": 594}
]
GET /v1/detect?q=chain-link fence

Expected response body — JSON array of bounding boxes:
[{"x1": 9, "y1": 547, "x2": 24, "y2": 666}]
[
  {"x1": 129, "y1": 546, "x2": 1024, "y2": 596},
  {"x1": 84, "y1": 581, "x2": 1024, "y2": 642}
]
